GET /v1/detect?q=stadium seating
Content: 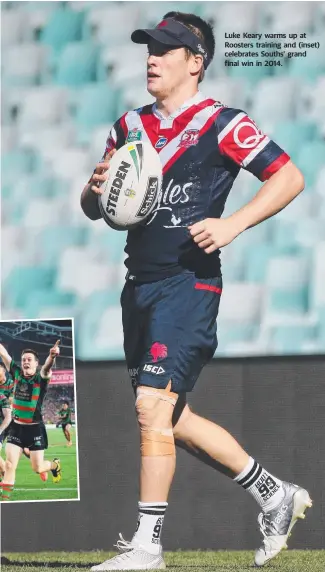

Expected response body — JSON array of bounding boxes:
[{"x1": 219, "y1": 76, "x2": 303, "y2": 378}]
[{"x1": 1, "y1": 1, "x2": 325, "y2": 358}]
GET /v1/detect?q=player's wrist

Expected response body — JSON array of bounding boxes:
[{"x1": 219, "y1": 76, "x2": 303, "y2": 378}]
[{"x1": 226, "y1": 211, "x2": 250, "y2": 235}]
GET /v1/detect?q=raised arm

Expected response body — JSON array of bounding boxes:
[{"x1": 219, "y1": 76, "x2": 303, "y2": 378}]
[
  {"x1": 41, "y1": 340, "x2": 60, "y2": 379},
  {"x1": 0, "y1": 344, "x2": 12, "y2": 371}
]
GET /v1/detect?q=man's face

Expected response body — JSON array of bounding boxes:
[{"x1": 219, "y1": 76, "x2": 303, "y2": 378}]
[
  {"x1": 21, "y1": 353, "x2": 38, "y2": 376},
  {"x1": 147, "y1": 39, "x2": 194, "y2": 98},
  {"x1": 0, "y1": 367, "x2": 6, "y2": 384},
  {"x1": 63, "y1": 403, "x2": 68, "y2": 410}
]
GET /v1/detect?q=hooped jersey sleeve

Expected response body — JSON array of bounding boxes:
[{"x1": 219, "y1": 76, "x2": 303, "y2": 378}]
[
  {"x1": 216, "y1": 107, "x2": 290, "y2": 181},
  {"x1": 0, "y1": 393, "x2": 10, "y2": 409},
  {"x1": 9, "y1": 359, "x2": 21, "y2": 379}
]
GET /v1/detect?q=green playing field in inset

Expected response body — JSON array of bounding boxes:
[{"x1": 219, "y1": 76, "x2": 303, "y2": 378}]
[
  {"x1": 1, "y1": 550, "x2": 325, "y2": 572},
  {"x1": 1, "y1": 427, "x2": 78, "y2": 502}
]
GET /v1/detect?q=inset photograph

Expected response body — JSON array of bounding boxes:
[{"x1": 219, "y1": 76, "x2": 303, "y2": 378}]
[{"x1": 0, "y1": 318, "x2": 79, "y2": 502}]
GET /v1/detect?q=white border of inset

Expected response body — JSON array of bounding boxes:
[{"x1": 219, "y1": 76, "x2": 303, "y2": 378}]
[{"x1": 0, "y1": 317, "x2": 80, "y2": 504}]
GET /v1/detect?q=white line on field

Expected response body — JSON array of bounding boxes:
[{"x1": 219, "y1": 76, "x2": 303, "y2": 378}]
[{"x1": 15, "y1": 488, "x2": 77, "y2": 491}]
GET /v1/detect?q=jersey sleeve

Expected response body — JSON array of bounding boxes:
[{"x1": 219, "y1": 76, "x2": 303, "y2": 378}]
[
  {"x1": 0, "y1": 393, "x2": 10, "y2": 409},
  {"x1": 9, "y1": 359, "x2": 21, "y2": 379},
  {"x1": 216, "y1": 107, "x2": 290, "y2": 182},
  {"x1": 102, "y1": 116, "x2": 127, "y2": 159}
]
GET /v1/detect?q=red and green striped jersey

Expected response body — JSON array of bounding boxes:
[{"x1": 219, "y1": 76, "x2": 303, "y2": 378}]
[
  {"x1": 0, "y1": 392, "x2": 10, "y2": 423},
  {"x1": 10, "y1": 360, "x2": 50, "y2": 424},
  {"x1": 0, "y1": 377, "x2": 14, "y2": 399},
  {"x1": 58, "y1": 407, "x2": 72, "y2": 424}
]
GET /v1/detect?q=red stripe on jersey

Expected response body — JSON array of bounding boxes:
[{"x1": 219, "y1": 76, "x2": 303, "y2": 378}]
[
  {"x1": 139, "y1": 112, "x2": 160, "y2": 146},
  {"x1": 260, "y1": 152, "x2": 290, "y2": 181},
  {"x1": 163, "y1": 106, "x2": 223, "y2": 174},
  {"x1": 195, "y1": 283, "x2": 223, "y2": 294},
  {"x1": 13, "y1": 404, "x2": 35, "y2": 411},
  {"x1": 219, "y1": 114, "x2": 267, "y2": 167},
  {"x1": 140, "y1": 99, "x2": 216, "y2": 150},
  {"x1": 119, "y1": 113, "x2": 128, "y2": 139},
  {"x1": 104, "y1": 136, "x2": 116, "y2": 155}
]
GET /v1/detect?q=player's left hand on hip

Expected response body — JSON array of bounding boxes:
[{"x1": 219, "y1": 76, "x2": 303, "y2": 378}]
[{"x1": 188, "y1": 218, "x2": 238, "y2": 253}]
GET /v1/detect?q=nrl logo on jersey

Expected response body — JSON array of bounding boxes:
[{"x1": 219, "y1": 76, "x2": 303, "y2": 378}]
[{"x1": 126, "y1": 128, "x2": 142, "y2": 142}]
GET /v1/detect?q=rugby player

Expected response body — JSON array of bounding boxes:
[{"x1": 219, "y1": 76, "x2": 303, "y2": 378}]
[
  {"x1": 81, "y1": 12, "x2": 310, "y2": 570},
  {"x1": 0, "y1": 363, "x2": 14, "y2": 478},
  {"x1": 0, "y1": 341, "x2": 62, "y2": 500},
  {"x1": 0, "y1": 368, "x2": 13, "y2": 479},
  {"x1": 58, "y1": 401, "x2": 73, "y2": 446}
]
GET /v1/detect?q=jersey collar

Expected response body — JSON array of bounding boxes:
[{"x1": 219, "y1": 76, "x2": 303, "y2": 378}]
[{"x1": 152, "y1": 91, "x2": 206, "y2": 121}]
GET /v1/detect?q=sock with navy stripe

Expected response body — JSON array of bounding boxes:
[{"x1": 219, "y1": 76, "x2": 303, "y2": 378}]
[
  {"x1": 132, "y1": 502, "x2": 167, "y2": 554},
  {"x1": 234, "y1": 457, "x2": 285, "y2": 512}
]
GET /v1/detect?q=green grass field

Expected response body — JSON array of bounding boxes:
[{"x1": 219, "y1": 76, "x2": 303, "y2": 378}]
[
  {"x1": 1, "y1": 550, "x2": 325, "y2": 571},
  {"x1": 1, "y1": 427, "x2": 78, "y2": 502}
]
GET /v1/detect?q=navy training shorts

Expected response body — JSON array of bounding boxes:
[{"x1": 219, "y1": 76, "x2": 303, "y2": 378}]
[{"x1": 121, "y1": 271, "x2": 222, "y2": 393}]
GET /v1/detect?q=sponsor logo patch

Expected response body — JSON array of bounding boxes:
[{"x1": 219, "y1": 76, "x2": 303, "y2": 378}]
[
  {"x1": 150, "y1": 342, "x2": 168, "y2": 363},
  {"x1": 136, "y1": 177, "x2": 159, "y2": 218},
  {"x1": 233, "y1": 121, "x2": 265, "y2": 149},
  {"x1": 178, "y1": 129, "x2": 199, "y2": 148},
  {"x1": 155, "y1": 136, "x2": 168, "y2": 149},
  {"x1": 126, "y1": 128, "x2": 142, "y2": 142},
  {"x1": 143, "y1": 364, "x2": 165, "y2": 374},
  {"x1": 105, "y1": 160, "x2": 131, "y2": 216}
]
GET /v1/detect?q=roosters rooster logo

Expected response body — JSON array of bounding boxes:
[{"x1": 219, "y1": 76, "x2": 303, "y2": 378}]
[{"x1": 150, "y1": 342, "x2": 168, "y2": 363}]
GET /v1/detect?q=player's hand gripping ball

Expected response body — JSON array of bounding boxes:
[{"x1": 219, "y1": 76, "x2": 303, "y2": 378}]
[{"x1": 92, "y1": 142, "x2": 162, "y2": 231}]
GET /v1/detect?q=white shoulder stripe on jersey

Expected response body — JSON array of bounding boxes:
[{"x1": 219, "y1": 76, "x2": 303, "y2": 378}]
[
  {"x1": 242, "y1": 136, "x2": 270, "y2": 167},
  {"x1": 110, "y1": 125, "x2": 117, "y2": 144},
  {"x1": 158, "y1": 104, "x2": 218, "y2": 168},
  {"x1": 125, "y1": 111, "x2": 151, "y2": 144},
  {"x1": 217, "y1": 111, "x2": 246, "y2": 143}
]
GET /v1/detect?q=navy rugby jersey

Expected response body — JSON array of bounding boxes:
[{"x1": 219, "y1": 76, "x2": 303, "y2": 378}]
[{"x1": 103, "y1": 92, "x2": 290, "y2": 282}]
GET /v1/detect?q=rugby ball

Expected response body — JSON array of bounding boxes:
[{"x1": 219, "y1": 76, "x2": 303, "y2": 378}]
[{"x1": 98, "y1": 141, "x2": 162, "y2": 230}]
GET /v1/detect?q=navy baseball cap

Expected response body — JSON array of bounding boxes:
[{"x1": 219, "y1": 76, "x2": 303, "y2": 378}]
[{"x1": 131, "y1": 18, "x2": 211, "y2": 69}]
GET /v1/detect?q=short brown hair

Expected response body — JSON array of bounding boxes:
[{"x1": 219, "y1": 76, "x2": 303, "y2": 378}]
[{"x1": 21, "y1": 349, "x2": 39, "y2": 362}]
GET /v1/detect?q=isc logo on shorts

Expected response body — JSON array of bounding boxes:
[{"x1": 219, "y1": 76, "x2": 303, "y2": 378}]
[{"x1": 143, "y1": 364, "x2": 165, "y2": 374}]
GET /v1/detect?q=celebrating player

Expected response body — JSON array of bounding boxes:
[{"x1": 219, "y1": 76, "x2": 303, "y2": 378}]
[
  {"x1": 81, "y1": 12, "x2": 310, "y2": 570},
  {"x1": 0, "y1": 371, "x2": 13, "y2": 479},
  {"x1": 0, "y1": 341, "x2": 62, "y2": 501},
  {"x1": 58, "y1": 401, "x2": 73, "y2": 447}
]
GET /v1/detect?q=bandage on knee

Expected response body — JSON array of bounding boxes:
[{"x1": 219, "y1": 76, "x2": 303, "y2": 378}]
[
  {"x1": 136, "y1": 380, "x2": 178, "y2": 407},
  {"x1": 137, "y1": 381, "x2": 177, "y2": 457},
  {"x1": 140, "y1": 427, "x2": 175, "y2": 456}
]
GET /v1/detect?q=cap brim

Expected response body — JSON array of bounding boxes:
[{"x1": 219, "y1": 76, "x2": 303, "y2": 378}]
[{"x1": 131, "y1": 28, "x2": 184, "y2": 46}]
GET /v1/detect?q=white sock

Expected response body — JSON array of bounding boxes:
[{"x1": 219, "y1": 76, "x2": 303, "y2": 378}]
[
  {"x1": 132, "y1": 502, "x2": 167, "y2": 554},
  {"x1": 234, "y1": 457, "x2": 285, "y2": 512}
]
